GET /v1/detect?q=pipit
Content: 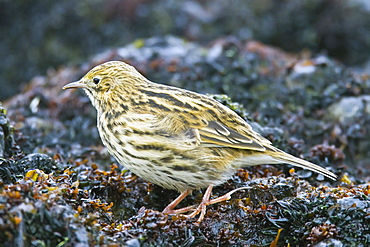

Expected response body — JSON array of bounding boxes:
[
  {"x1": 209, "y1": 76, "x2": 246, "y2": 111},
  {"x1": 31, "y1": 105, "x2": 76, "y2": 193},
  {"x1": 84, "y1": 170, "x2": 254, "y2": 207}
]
[{"x1": 63, "y1": 61, "x2": 337, "y2": 222}]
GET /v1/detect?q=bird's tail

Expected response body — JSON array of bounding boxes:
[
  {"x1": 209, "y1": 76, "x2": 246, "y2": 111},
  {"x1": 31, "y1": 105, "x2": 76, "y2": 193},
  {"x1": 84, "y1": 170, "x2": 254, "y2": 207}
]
[{"x1": 272, "y1": 150, "x2": 337, "y2": 181}]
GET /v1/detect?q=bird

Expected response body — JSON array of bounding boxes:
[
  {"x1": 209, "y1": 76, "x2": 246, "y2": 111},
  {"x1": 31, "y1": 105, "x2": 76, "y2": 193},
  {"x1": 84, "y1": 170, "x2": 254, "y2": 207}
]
[{"x1": 63, "y1": 61, "x2": 337, "y2": 222}]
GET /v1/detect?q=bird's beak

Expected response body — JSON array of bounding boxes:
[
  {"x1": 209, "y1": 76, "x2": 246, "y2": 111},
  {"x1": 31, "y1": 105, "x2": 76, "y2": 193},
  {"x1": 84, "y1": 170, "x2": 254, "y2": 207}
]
[{"x1": 62, "y1": 80, "x2": 85, "y2": 89}]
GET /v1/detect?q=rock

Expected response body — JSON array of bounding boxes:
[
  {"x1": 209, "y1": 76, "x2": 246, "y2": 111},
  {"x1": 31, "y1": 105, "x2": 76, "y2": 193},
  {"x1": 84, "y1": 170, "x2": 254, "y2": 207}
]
[{"x1": 327, "y1": 95, "x2": 370, "y2": 123}]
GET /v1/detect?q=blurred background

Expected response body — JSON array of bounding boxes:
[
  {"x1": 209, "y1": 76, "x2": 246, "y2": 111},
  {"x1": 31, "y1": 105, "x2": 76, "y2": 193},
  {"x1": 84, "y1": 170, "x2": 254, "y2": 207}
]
[{"x1": 1, "y1": 0, "x2": 370, "y2": 101}]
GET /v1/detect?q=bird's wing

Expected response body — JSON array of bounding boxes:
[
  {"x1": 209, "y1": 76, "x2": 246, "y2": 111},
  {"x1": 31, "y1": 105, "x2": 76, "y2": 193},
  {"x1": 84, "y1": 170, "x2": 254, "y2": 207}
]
[
  {"x1": 154, "y1": 109, "x2": 270, "y2": 151},
  {"x1": 196, "y1": 121, "x2": 268, "y2": 151},
  {"x1": 147, "y1": 91, "x2": 271, "y2": 151}
]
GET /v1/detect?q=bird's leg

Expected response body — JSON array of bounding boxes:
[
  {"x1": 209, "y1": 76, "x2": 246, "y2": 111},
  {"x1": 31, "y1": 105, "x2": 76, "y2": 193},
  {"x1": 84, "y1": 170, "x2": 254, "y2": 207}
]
[
  {"x1": 162, "y1": 189, "x2": 196, "y2": 214},
  {"x1": 188, "y1": 184, "x2": 214, "y2": 222},
  {"x1": 163, "y1": 186, "x2": 251, "y2": 221},
  {"x1": 188, "y1": 185, "x2": 252, "y2": 222}
]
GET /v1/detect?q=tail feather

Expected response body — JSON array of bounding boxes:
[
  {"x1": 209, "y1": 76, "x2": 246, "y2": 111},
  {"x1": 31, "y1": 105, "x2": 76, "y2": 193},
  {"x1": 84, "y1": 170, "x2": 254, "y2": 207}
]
[{"x1": 273, "y1": 150, "x2": 337, "y2": 181}]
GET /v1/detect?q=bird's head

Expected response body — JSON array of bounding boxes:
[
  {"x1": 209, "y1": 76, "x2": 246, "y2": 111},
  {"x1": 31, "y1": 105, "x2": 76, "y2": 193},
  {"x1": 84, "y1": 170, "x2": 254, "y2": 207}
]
[{"x1": 63, "y1": 61, "x2": 147, "y2": 108}]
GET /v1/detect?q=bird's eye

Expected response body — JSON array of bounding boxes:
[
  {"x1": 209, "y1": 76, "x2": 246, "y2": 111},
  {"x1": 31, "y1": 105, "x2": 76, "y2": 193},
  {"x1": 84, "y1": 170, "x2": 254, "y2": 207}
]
[{"x1": 93, "y1": 78, "x2": 100, "y2": 84}]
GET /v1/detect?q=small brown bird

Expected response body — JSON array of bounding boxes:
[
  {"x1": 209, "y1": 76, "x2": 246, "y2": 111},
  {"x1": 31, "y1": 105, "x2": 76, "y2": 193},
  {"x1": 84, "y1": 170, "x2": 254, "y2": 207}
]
[{"x1": 63, "y1": 61, "x2": 337, "y2": 221}]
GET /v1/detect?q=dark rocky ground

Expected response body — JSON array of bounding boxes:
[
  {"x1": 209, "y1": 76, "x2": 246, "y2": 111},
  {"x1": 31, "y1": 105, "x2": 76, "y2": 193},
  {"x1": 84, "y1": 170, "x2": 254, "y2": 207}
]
[
  {"x1": 1, "y1": 36, "x2": 370, "y2": 246},
  {"x1": 2, "y1": 0, "x2": 370, "y2": 101},
  {"x1": 2, "y1": 1, "x2": 370, "y2": 246}
]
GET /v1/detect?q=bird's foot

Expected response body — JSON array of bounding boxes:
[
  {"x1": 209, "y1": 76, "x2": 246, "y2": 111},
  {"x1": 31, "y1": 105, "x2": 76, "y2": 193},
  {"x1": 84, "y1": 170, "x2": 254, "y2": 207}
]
[
  {"x1": 162, "y1": 204, "x2": 197, "y2": 215},
  {"x1": 162, "y1": 186, "x2": 251, "y2": 222},
  {"x1": 206, "y1": 186, "x2": 252, "y2": 205},
  {"x1": 188, "y1": 185, "x2": 251, "y2": 222}
]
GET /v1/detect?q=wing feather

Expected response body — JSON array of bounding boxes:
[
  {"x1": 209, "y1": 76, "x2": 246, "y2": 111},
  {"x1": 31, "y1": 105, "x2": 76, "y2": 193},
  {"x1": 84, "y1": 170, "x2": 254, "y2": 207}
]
[{"x1": 197, "y1": 121, "x2": 267, "y2": 151}]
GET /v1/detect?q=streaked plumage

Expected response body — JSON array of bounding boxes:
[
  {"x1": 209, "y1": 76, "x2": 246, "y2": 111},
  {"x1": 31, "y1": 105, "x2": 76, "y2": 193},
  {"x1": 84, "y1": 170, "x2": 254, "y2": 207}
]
[{"x1": 63, "y1": 61, "x2": 337, "y2": 221}]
